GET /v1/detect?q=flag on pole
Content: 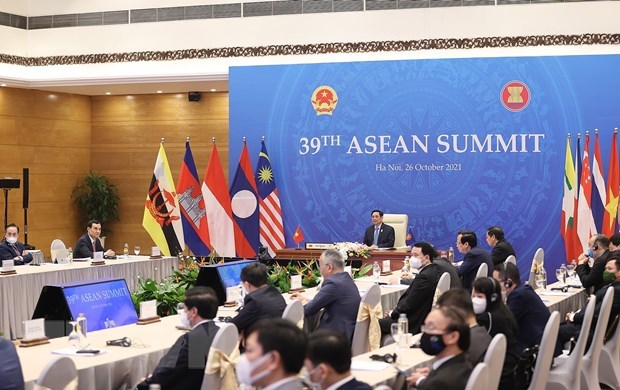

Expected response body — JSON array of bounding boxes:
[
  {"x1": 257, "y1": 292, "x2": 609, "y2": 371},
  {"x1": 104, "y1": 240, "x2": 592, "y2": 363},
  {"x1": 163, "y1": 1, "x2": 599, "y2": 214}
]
[
  {"x1": 561, "y1": 135, "x2": 577, "y2": 261},
  {"x1": 576, "y1": 131, "x2": 597, "y2": 252},
  {"x1": 405, "y1": 226, "x2": 415, "y2": 246},
  {"x1": 229, "y1": 141, "x2": 260, "y2": 258},
  {"x1": 176, "y1": 138, "x2": 210, "y2": 256},
  {"x1": 572, "y1": 135, "x2": 582, "y2": 259},
  {"x1": 143, "y1": 141, "x2": 184, "y2": 256},
  {"x1": 255, "y1": 140, "x2": 285, "y2": 257},
  {"x1": 591, "y1": 130, "x2": 606, "y2": 233},
  {"x1": 202, "y1": 140, "x2": 236, "y2": 257},
  {"x1": 293, "y1": 225, "x2": 304, "y2": 244},
  {"x1": 603, "y1": 129, "x2": 619, "y2": 236}
]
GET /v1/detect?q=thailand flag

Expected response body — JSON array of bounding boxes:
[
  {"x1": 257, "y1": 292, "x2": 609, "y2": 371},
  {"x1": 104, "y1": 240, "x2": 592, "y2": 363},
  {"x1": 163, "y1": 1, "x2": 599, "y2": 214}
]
[{"x1": 230, "y1": 142, "x2": 260, "y2": 258}]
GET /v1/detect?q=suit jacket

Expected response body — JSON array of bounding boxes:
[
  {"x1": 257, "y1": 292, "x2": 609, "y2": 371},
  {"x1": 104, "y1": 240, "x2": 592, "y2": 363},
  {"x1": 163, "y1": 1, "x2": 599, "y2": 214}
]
[
  {"x1": 363, "y1": 223, "x2": 395, "y2": 248},
  {"x1": 467, "y1": 324, "x2": 492, "y2": 365},
  {"x1": 265, "y1": 377, "x2": 305, "y2": 390},
  {"x1": 230, "y1": 285, "x2": 286, "y2": 334},
  {"x1": 336, "y1": 377, "x2": 373, "y2": 390},
  {"x1": 433, "y1": 257, "x2": 461, "y2": 289},
  {"x1": 506, "y1": 284, "x2": 550, "y2": 353},
  {"x1": 572, "y1": 281, "x2": 620, "y2": 348},
  {"x1": 0, "y1": 240, "x2": 32, "y2": 265},
  {"x1": 0, "y1": 338, "x2": 25, "y2": 390},
  {"x1": 304, "y1": 272, "x2": 361, "y2": 342},
  {"x1": 456, "y1": 247, "x2": 493, "y2": 292},
  {"x1": 491, "y1": 239, "x2": 516, "y2": 266},
  {"x1": 418, "y1": 353, "x2": 472, "y2": 390},
  {"x1": 137, "y1": 320, "x2": 219, "y2": 390},
  {"x1": 576, "y1": 250, "x2": 611, "y2": 293},
  {"x1": 74, "y1": 233, "x2": 105, "y2": 258},
  {"x1": 380, "y1": 263, "x2": 440, "y2": 335}
]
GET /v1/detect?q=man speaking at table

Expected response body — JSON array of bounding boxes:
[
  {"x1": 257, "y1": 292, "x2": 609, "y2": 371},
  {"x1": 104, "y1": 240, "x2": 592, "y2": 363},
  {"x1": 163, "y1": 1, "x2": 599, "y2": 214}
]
[
  {"x1": 0, "y1": 223, "x2": 32, "y2": 265},
  {"x1": 362, "y1": 210, "x2": 395, "y2": 249},
  {"x1": 74, "y1": 219, "x2": 115, "y2": 258}
]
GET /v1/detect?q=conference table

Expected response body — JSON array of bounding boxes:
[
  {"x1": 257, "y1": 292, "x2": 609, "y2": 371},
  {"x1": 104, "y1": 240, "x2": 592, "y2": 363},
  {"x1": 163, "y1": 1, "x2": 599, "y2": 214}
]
[
  {"x1": 275, "y1": 248, "x2": 410, "y2": 270},
  {"x1": 0, "y1": 256, "x2": 178, "y2": 340}
]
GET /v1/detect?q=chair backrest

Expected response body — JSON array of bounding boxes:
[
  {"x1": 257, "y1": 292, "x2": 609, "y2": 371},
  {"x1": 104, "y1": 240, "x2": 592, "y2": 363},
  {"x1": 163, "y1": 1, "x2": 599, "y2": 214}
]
[
  {"x1": 475, "y1": 262, "x2": 488, "y2": 280},
  {"x1": 382, "y1": 214, "x2": 408, "y2": 248},
  {"x1": 527, "y1": 248, "x2": 544, "y2": 287},
  {"x1": 563, "y1": 295, "x2": 597, "y2": 382},
  {"x1": 583, "y1": 287, "x2": 615, "y2": 369},
  {"x1": 483, "y1": 333, "x2": 506, "y2": 390},
  {"x1": 50, "y1": 239, "x2": 67, "y2": 263},
  {"x1": 37, "y1": 356, "x2": 77, "y2": 390},
  {"x1": 603, "y1": 312, "x2": 620, "y2": 360},
  {"x1": 433, "y1": 272, "x2": 451, "y2": 306},
  {"x1": 201, "y1": 323, "x2": 239, "y2": 390},
  {"x1": 533, "y1": 248, "x2": 544, "y2": 265},
  {"x1": 351, "y1": 284, "x2": 381, "y2": 356},
  {"x1": 504, "y1": 255, "x2": 516, "y2": 267},
  {"x1": 465, "y1": 362, "x2": 489, "y2": 390},
  {"x1": 282, "y1": 299, "x2": 304, "y2": 328},
  {"x1": 529, "y1": 311, "x2": 561, "y2": 390}
]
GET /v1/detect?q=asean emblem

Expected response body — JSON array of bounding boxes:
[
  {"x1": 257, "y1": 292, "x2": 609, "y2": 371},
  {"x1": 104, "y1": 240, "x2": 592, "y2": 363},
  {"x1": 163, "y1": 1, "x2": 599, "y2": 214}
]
[
  {"x1": 311, "y1": 86, "x2": 338, "y2": 115},
  {"x1": 500, "y1": 81, "x2": 531, "y2": 112}
]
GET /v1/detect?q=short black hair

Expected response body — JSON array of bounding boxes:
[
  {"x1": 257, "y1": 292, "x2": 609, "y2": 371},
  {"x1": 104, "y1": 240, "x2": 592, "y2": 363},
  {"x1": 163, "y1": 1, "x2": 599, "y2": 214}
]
[
  {"x1": 5, "y1": 223, "x2": 19, "y2": 233},
  {"x1": 249, "y1": 319, "x2": 307, "y2": 374},
  {"x1": 486, "y1": 226, "x2": 505, "y2": 241},
  {"x1": 183, "y1": 286, "x2": 218, "y2": 320},
  {"x1": 87, "y1": 219, "x2": 101, "y2": 228},
  {"x1": 307, "y1": 329, "x2": 352, "y2": 374},
  {"x1": 610, "y1": 234, "x2": 620, "y2": 248},
  {"x1": 593, "y1": 234, "x2": 610, "y2": 250},
  {"x1": 371, "y1": 209, "x2": 384, "y2": 217},
  {"x1": 608, "y1": 251, "x2": 620, "y2": 271},
  {"x1": 494, "y1": 262, "x2": 521, "y2": 286},
  {"x1": 412, "y1": 241, "x2": 437, "y2": 260},
  {"x1": 458, "y1": 230, "x2": 477, "y2": 248},
  {"x1": 436, "y1": 288, "x2": 475, "y2": 318},
  {"x1": 240, "y1": 262, "x2": 268, "y2": 287},
  {"x1": 438, "y1": 306, "x2": 470, "y2": 352}
]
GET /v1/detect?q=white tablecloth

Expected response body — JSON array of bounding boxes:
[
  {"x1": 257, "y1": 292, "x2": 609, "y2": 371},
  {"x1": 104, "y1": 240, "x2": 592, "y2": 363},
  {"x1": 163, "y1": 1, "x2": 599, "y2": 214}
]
[{"x1": 1, "y1": 256, "x2": 177, "y2": 339}]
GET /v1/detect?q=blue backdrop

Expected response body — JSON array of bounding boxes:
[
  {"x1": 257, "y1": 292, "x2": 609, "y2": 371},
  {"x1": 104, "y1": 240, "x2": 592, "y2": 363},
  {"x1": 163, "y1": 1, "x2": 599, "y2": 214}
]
[{"x1": 229, "y1": 55, "x2": 620, "y2": 280}]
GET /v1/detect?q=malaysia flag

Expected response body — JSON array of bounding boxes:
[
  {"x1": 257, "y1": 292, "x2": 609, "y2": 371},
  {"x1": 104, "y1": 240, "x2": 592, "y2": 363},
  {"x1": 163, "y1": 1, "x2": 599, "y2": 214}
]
[
  {"x1": 255, "y1": 140, "x2": 285, "y2": 257},
  {"x1": 176, "y1": 139, "x2": 210, "y2": 256},
  {"x1": 230, "y1": 141, "x2": 260, "y2": 258}
]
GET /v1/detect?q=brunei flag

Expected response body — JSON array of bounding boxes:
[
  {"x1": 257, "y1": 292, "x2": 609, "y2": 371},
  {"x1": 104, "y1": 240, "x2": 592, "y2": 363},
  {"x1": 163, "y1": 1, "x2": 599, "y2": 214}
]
[{"x1": 143, "y1": 141, "x2": 184, "y2": 256}]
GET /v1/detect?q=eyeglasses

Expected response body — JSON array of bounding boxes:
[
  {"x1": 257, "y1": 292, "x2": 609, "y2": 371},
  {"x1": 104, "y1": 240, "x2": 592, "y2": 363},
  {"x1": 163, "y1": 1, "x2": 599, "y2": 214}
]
[
  {"x1": 5, "y1": 233, "x2": 17, "y2": 237},
  {"x1": 420, "y1": 324, "x2": 449, "y2": 334}
]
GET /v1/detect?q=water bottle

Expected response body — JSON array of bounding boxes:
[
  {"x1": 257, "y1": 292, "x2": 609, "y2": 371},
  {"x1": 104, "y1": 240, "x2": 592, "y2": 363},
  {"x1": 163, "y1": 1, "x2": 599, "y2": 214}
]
[
  {"x1": 402, "y1": 256, "x2": 410, "y2": 273},
  {"x1": 448, "y1": 247, "x2": 455, "y2": 263},
  {"x1": 373, "y1": 261, "x2": 381, "y2": 280},
  {"x1": 66, "y1": 247, "x2": 73, "y2": 263},
  {"x1": 398, "y1": 313, "x2": 409, "y2": 347},
  {"x1": 124, "y1": 243, "x2": 129, "y2": 259},
  {"x1": 76, "y1": 313, "x2": 88, "y2": 347}
]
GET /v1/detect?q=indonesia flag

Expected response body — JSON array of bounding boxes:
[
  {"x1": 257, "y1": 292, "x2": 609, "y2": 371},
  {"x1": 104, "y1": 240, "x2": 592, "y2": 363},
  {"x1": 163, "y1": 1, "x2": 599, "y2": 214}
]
[
  {"x1": 576, "y1": 131, "x2": 597, "y2": 251},
  {"x1": 202, "y1": 141, "x2": 235, "y2": 257},
  {"x1": 591, "y1": 130, "x2": 606, "y2": 234},
  {"x1": 603, "y1": 130, "x2": 619, "y2": 236},
  {"x1": 229, "y1": 141, "x2": 260, "y2": 258},
  {"x1": 176, "y1": 139, "x2": 210, "y2": 256},
  {"x1": 255, "y1": 140, "x2": 285, "y2": 257}
]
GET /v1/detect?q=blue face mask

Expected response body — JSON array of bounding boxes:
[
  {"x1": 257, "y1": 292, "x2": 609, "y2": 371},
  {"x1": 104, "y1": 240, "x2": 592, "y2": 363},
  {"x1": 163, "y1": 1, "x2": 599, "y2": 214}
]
[{"x1": 587, "y1": 248, "x2": 595, "y2": 258}]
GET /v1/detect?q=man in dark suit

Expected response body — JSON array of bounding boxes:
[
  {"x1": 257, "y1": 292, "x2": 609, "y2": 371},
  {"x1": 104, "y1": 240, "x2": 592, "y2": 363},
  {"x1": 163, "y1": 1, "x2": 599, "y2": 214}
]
[
  {"x1": 0, "y1": 223, "x2": 32, "y2": 265},
  {"x1": 493, "y1": 262, "x2": 551, "y2": 354},
  {"x1": 304, "y1": 329, "x2": 372, "y2": 390},
  {"x1": 362, "y1": 209, "x2": 395, "y2": 248},
  {"x1": 379, "y1": 242, "x2": 440, "y2": 336},
  {"x1": 137, "y1": 286, "x2": 220, "y2": 390},
  {"x1": 610, "y1": 234, "x2": 620, "y2": 251},
  {"x1": 0, "y1": 337, "x2": 25, "y2": 390},
  {"x1": 401, "y1": 251, "x2": 461, "y2": 289},
  {"x1": 231, "y1": 262, "x2": 286, "y2": 336},
  {"x1": 486, "y1": 226, "x2": 516, "y2": 266},
  {"x1": 406, "y1": 307, "x2": 473, "y2": 390},
  {"x1": 292, "y1": 249, "x2": 361, "y2": 342},
  {"x1": 576, "y1": 234, "x2": 611, "y2": 293},
  {"x1": 455, "y1": 230, "x2": 493, "y2": 292},
  {"x1": 74, "y1": 219, "x2": 115, "y2": 258}
]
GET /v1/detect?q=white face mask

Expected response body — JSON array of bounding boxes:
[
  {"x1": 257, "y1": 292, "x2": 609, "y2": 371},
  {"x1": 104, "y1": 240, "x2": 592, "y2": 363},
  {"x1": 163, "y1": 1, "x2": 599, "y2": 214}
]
[
  {"x1": 179, "y1": 310, "x2": 191, "y2": 329},
  {"x1": 409, "y1": 256, "x2": 422, "y2": 269},
  {"x1": 6, "y1": 236, "x2": 17, "y2": 245},
  {"x1": 236, "y1": 352, "x2": 272, "y2": 386},
  {"x1": 303, "y1": 366, "x2": 323, "y2": 390},
  {"x1": 472, "y1": 297, "x2": 487, "y2": 314}
]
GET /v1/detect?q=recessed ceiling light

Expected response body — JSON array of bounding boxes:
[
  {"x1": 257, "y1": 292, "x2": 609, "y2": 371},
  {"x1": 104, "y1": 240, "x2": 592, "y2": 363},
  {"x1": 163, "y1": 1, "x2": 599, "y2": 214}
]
[
  {"x1": 105, "y1": 92, "x2": 111, "y2": 95},
  {"x1": 157, "y1": 90, "x2": 163, "y2": 94},
  {"x1": 210, "y1": 89, "x2": 216, "y2": 92},
  {"x1": 0, "y1": 83, "x2": 6, "y2": 87}
]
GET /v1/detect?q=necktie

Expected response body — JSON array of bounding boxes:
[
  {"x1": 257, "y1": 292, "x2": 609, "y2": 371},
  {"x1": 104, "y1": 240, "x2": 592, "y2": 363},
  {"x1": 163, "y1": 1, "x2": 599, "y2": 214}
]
[
  {"x1": 92, "y1": 240, "x2": 96, "y2": 253},
  {"x1": 11, "y1": 244, "x2": 20, "y2": 257},
  {"x1": 373, "y1": 227, "x2": 379, "y2": 246}
]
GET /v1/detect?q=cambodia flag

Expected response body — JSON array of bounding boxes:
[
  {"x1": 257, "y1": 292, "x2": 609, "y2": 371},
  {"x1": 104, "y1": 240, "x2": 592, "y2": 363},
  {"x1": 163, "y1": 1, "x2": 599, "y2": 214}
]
[
  {"x1": 229, "y1": 142, "x2": 260, "y2": 258},
  {"x1": 176, "y1": 139, "x2": 210, "y2": 256}
]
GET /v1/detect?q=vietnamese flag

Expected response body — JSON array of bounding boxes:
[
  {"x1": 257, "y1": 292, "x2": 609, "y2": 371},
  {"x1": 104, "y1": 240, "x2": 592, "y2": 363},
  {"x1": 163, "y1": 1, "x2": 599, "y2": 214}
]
[{"x1": 293, "y1": 225, "x2": 304, "y2": 244}]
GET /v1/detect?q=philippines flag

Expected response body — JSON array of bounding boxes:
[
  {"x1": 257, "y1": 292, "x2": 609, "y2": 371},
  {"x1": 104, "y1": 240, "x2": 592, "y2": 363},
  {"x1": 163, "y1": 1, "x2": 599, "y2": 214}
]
[
  {"x1": 576, "y1": 132, "x2": 597, "y2": 252},
  {"x1": 603, "y1": 130, "x2": 619, "y2": 236},
  {"x1": 591, "y1": 130, "x2": 606, "y2": 234},
  {"x1": 176, "y1": 139, "x2": 210, "y2": 256},
  {"x1": 230, "y1": 141, "x2": 260, "y2": 258},
  {"x1": 255, "y1": 140, "x2": 285, "y2": 257},
  {"x1": 202, "y1": 141, "x2": 236, "y2": 257}
]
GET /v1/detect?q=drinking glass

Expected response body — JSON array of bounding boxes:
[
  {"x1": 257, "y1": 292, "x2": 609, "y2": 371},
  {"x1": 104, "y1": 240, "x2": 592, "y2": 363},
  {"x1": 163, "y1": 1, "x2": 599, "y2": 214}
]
[
  {"x1": 134, "y1": 246, "x2": 141, "y2": 256},
  {"x1": 555, "y1": 269, "x2": 562, "y2": 283},
  {"x1": 67, "y1": 321, "x2": 79, "y2": 348},
  {"x1": 535, "y1": 274, "x2": 545, "y2": 290},
  {"x1": 390, "y1": 323, "x2": 402, "y2": 347},
  {"x1": 566, "y1": 264, "x2": 575, "y2": 281}
]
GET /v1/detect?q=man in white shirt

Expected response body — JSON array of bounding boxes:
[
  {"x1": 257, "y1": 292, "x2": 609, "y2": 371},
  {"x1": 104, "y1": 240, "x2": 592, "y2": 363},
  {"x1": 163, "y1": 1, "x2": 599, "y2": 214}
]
[{"x1": 236, "y1": 319, "x2": 307, "y2": 390}]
